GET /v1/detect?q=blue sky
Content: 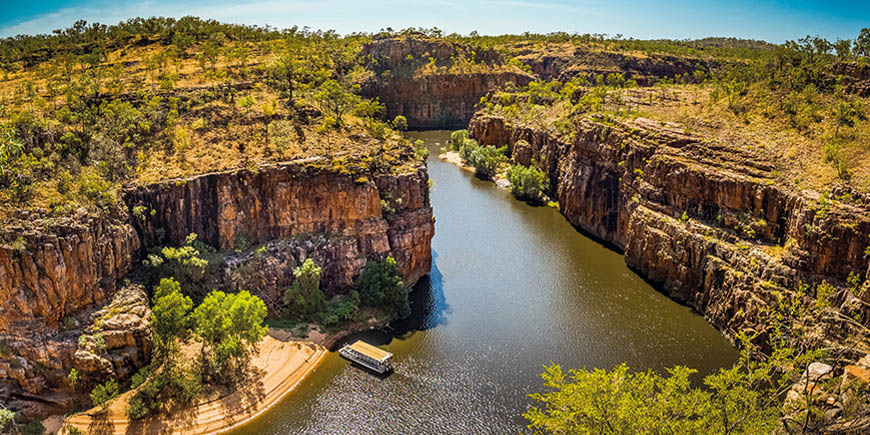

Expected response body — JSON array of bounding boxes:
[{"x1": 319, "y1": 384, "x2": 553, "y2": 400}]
[{"x1": 0, "y1": 0, "x2": 868, "y2": 42}]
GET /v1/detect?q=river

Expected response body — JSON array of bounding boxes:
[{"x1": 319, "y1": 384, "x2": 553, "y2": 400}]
[{"x1": 230, "y1": 130, "x2": 737, "y2": 434}]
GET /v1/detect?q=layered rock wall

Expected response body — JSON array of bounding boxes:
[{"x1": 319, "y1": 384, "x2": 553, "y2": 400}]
[
  {"x1": 1, "y1": 160, "x2": 435, "y2": 418},
  {"x1": 470, "y1": 114, "x2": 870, "y2": 338}
]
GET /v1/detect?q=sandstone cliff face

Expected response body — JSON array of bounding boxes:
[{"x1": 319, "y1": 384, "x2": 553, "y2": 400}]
[
  {"x1": 470, "y1": 114, "x2": 870, "y2": 339},
  {"x1": 359, "y1": 36, "x2": 534, "y2": 128},
  {"x1": 1, "y1": 161, "x2": 435, "y2": 418},
  {"x1": 361, "y1": 72, "x2": 534, "y2": 128},
  {"x1": 125, "y1": 162, "x2": 434, "y2": 293}
]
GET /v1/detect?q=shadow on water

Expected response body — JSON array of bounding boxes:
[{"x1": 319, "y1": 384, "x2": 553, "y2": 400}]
[{"x1": 333, "y1": 254, "x2": 450, "y2": 349}]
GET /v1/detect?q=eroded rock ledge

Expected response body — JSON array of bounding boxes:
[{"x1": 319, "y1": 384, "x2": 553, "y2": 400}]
[{"x1": 0, "y1": 160, "x2": 434, "y2": 418}]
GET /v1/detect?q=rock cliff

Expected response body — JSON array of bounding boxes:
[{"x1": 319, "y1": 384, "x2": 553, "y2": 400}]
[
  {"x1": 0, "y1": 160, "x2": 435, "y2": 418},
  {"x1": 359, "y1": 36, "x2": 535, "y2": 128},
  {"x1": 469, "y1": 114, "x2": 870, "y2": 340}
]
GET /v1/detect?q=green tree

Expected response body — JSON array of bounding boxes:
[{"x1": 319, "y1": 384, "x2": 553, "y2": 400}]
[
  {"x1": 357, "y1": 256, "x2": 410, "y2": 319},
  {"x1": 467, "y1": 145, "x2": 507, "y2": 180},
  {"x1": 151, "y1": 277, "x2": 193, "y2": 349},
  {"x1": 449, "y1": 129, "x2": 468, "y2": 151},
  {"x1": 193, "y1": 290, "x2": 267, "y2": 373},
  {"x1": 90, "y1": 378, "x2": 119, "y2": 412},
  {"x1": 507, "y1": 163, "x2": 549, "y2": 202},
  {"x1": 314, "y1": 79, "x2": 360, "y2": 127},
  {"x1": 283, "y1": 258, "x2": 326, "y2": 319},
  {"x1": 392, "y1": 115, "x2": 408, "y2": 131},
  {"x1": 67, "y1": 368, "x2": 80, "y2": 391}
]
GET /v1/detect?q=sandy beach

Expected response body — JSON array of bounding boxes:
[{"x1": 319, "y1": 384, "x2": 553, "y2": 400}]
[{"x1": 62, "y1": 334, "x2": 327, "y2": 435}]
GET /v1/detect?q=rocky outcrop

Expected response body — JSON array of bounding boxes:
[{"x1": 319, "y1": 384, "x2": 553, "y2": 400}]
[
  {"x1": 513, "y1": 45, "x2": 717, "y2": 84},
  {"x1": 361, "y1": 71, "x2": 534, "y2": 128},
  {"x1": 832, "y1": 62, "x2": 870, "y2": 97},
  {"x1": 0, "y1": 214, "x2": 140, "y2": 330},
  {"x1": 359, "y1": 36, "x2": 534, "y2": 128},
  {"x1": 469, "y1": 114, "x2": 870, "y2": 339},
  {"x1": 0, "y1": 284, "x2": 150, "y2": 419}
]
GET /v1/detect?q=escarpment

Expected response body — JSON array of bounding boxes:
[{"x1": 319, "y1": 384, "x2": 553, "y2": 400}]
[
  {"x1": 0, "y1": 160, "x2": 435, "y2": 418},
  {"x1": 359, "y1": 36, "x2": 535, "y2": 128},
  {"x1": 126, "y1": 162, "x2": 435, "y2": 305},
  {"x1": 469, "y1": 114, "x2": 870, "y2": 340}
]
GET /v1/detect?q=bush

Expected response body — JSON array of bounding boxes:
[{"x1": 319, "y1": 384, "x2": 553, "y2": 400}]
[
  {"x1": 449, "y1": 130, "x2": 468, "y2": 150},
  {"x1": 90, "y1": 378, "x2": 119, "y2": 411},
  {"x1": 467, "y1": 145, "x2": 507, "y2": 180},
  {"x1": 151, "y1": 277, "x2": 193, "y2": 345},
  {"x1": 0, "y1": 408, "x2": 15, "y2": 433},
  {"x1": 145, "y1": 233, "x2": 222, "y2": 297},
  {"x1": 506, "y1": 164, "x2": 549, "y2": 202},
  {"x1": 457, "y1": 137, "x2": 479, "y2": 161},
  {"x1": 357, "y1": 256, "x2": 410, "y2": 319},
  {"x1": 283, "y1": 258, "x2": 326, "y2": 320},
  {"x1": 392, "y1": 115, "x2": 408, "y2": 131},
  {"x1": 19, "y1": 421, "x2": 44, "y2": 435}
]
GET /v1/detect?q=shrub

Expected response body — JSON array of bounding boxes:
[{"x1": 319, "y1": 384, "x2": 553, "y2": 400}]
[
  {"x1": 392, "y1": 115, "x2": 408, "y2": 131},
  {"x1": 449, "y1": 130, "x2": 468, "y2": 151},
  {"x1": 506, "y1": 164, "x2": 549, "y2": 202},
  {"x1": 19, "y1": 421, "x2": 44, "y2": 435},
  {"x1": 67, "y1": 368, "x2": 79, "y2": 391},
  {"x1": 357, "y1": 256, "x2": 410, "y2": 319},
  {"x1": 151, "y1": 277, "x2": 193, "y2": 349},
  {"x1": 193, "y1": 290, "x2": 267, "y2": 374},
  {"x1": 467, "y1": 145, "x2": 507, "y2": 180},
  {"x1": 0, "y1": 408, "x2": 15, "y2": 433},
  {"x1": 283, "y1": 258, "x2": 326, "y2": 320},
  {"x1": 90, "y1": 378, "x2": 119, "y2": 411}
]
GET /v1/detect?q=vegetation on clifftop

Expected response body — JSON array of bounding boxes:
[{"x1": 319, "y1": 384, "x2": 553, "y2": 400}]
[{"x1": 0, "y1": 17, "x2": 422, "y2": 225}]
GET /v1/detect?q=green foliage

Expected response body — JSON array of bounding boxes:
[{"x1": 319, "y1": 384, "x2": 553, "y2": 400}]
[
  {"x1": 151, "y1": 277, "x2": 193, "y2": 349},
  {"x1": 144, "y1": 233, "x2": 222, "y2": 297},
  {"x1": 814, "y1": 280, "x2": 835, "y2": 311},
  {"x1": 314, "y1": 79, "x2": 360, "y2": 127},
  {"x1": 19, "y1": 421, "x2": 44, "y2": 435},
  {"x1": 467, "y1": 144, "x2": 508, "y2": 180},
  {"x1": 126, "y1": 362, "x2": 202, "y2": 420},
  {"x1": 283, "y1": 258, "x2": 326, "y2": 320},
  {"x1": 193, "y1": 290, "x2": 268, "y2": 374},
  {"x1": 357, "y1": 256, "x2": 410, "y2": 319},
  {"x1": 0, "y1": 408, "x2": 15, "y2": 434},
  {"x1": 680, "y1": 210, "x2": 690, "y2": 224},
  {"x1": 90, "y1": 378, "x2": 119, "y2": 411},
  {"x1": 525, "y1": 334, "x2": 790, "y2": 434},
  {"x1": 506, "y1": 163, "x2": 549, "y2": 202},
  {"x1": 449, "y1": 130, "x2": 468, "y2": 151},
  {"x1": 392, "y1": 115, "x2": 408, "y2": 131},
  {"x1": 67, "y1": 368, "x2": 79, "y2": 391}
]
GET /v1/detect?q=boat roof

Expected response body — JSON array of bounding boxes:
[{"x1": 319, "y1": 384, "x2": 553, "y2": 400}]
[{"x1": 348, "y1": 340, "x2": 392, "y2": 362}]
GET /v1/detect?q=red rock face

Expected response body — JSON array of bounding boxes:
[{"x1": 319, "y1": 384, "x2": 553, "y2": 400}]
[
  {"x1": 359, "y1": 36, "x2": 535, "y2": 128},
  {"x1": 469, "y1": 114, "x2": 870, "y2": 338},
  {"x1": 362, "y1": 72, "x2": 535, "y2": 128},
  {"x1": 0, "y1": 218, "x2": 140, "y2": 330},
  {"x1": 125, "y1": 162, "x2": 435, "y2": 288},
  {"x1": 1, "y1": 161, "x2": 435, "y2": 418}
]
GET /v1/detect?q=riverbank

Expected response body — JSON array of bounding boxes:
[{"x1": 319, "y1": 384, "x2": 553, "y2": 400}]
[{"x1": 61, "y1": 333, "x2": 327, "y2": 435}]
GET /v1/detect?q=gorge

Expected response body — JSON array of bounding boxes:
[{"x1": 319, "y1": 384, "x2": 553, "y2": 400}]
[{"x1": 1, "y1": 21, "x2": 869, "y2": 434}]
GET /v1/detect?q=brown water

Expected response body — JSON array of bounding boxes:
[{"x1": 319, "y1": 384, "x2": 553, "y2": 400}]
[{"x1": 231, "y1": 130, "x2": 737, "y2": 434}]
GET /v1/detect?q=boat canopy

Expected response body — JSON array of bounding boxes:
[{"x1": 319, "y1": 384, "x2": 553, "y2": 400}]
[{"x1": 348, "y1": 340, "x2": 392, "y2": 362}]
